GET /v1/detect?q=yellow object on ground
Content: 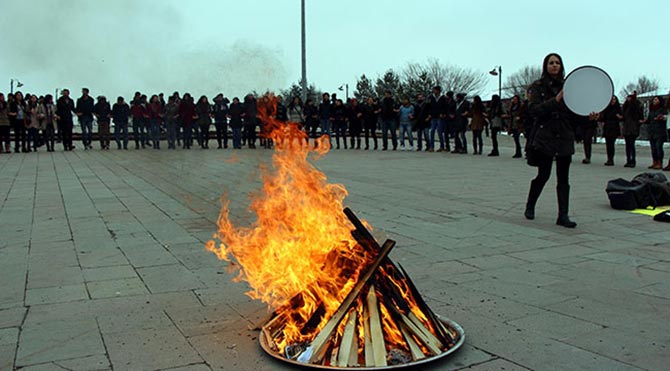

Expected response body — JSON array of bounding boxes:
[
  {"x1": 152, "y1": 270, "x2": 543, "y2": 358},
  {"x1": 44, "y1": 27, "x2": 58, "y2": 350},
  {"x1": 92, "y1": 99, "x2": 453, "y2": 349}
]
[{"x1": 631, "y1": 206, "x2": 670, "y2": 216}]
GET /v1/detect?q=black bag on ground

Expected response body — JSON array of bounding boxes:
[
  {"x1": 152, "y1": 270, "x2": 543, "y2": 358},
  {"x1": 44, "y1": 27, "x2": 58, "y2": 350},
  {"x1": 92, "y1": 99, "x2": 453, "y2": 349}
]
[{"x1": 606, "y1": 173, "x2": 670, "y2": 210}]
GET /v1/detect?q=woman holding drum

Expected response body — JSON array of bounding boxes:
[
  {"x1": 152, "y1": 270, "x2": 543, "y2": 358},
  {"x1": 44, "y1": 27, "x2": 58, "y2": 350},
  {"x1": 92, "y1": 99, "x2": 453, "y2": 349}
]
[{"x1": 525, "y1": 53, "x2": 601, "y2": 228}]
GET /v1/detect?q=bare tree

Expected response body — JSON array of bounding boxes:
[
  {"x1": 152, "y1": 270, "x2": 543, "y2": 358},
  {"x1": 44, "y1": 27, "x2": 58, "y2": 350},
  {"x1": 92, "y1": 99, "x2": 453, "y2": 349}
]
[
  {"x1": 504, "y1": 65, "x2": 541, "y2": 98},
  {"x1": 619, "y1": 75, "x2": 660, "y2": 98},
  {"x1": 401, "y1": 58, "x2": 487, "y2": 98}
]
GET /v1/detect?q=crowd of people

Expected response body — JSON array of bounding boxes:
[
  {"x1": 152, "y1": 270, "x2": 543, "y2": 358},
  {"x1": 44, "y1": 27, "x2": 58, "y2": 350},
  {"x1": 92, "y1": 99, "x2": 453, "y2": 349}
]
[{"x1": 0, "y1": 86, "x2": 668, "y2": 170}]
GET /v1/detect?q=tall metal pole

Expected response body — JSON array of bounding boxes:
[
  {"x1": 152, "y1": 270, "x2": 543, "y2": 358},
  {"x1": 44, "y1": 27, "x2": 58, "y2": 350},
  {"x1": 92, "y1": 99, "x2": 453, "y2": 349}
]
[
  {"x1": 10, "y1": 80, "x2": 14, "y2": 94},
  {"x1": 498, "y1": 66, "x2": 502, "y2": 98},
  {"x1": 300, "y1": 0, "x2": 307, "y2": 102}
]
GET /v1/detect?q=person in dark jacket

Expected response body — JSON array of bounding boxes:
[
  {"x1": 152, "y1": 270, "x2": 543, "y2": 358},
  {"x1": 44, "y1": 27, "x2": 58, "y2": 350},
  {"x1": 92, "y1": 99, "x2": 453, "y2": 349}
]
[
  {"x1": 303, "y1": 99, "x2": 319, "y2": 147},
  {"x1": 414, "y1": 93, "x2": 430, "y2": 151},
  {"x1": 318, "y1": 93, "x2": 332, "y2": 147},
  {"x1": 195, "y1": 95, "x2": 212, "y2": 149},
  {"x1": 454, "y1": 93, "x2": 470, "y2": 154},
  {"x1": 444, "y1": 91, "x2": 457, "y2": 152},
  {"x1": 76, "y1": 88, "x2": 95, "y2": 150},
  {"x1": 348, "y1": 98, "x2": 363, "y2": 149},
  {"x1": 427, "y1": 86, "x2": 447, "y2": 152},
  {"x1": 363, "y1": 97, "x2": 379, "y2": 150},
  {"x1": 94, "y1": 96, "x2": 112, "y2": 150},
  {"x1": 332, "y1": 99, "x2": 348, "y2": 149},
  {"x1": 179, "y1": 93, "x2": 196, "y2": 149},
  {"x1": 642, "y1": 97, "x2": 667, "y2": 170},
  {"x1": 243, "y1": 94, "x2": 258, "y2": 149},
  {"x1": 227, "y1": 97, "x2": 244, "y2": 149},
  {"x1": 56, "y1": 89, "x2": 76, "y2": 151},
  {"x1": 379, "y1": 91, "x2": 398, "y2": 151},
  {"x1": 112, "y1": 96, "x2": 130, "y2": 150},
  {"x1": 508, "y1": 95, "x2": 523, "y2": 158},
  {"x1": 525, "y1": 53, "x2": 596, "y2": 228},
  {"x1": 8, "y1": 91, "x2": 27, "y2": 152},
  {"x1": 213, "y1": 94, "x2": 229, "y2": 149},
  {"x1": 600, "y1": 96, "x2": 623, "y2": 166},
  {"x1": 131, "y1": 95, "x2": 148, "y2": 149},
  {"x1": 621, "y1": 92, "x2": 644, "y2": 167},
  {"x1": 487, "y1": 94, "x2": 506, "y2": 156},
  {"x1": 163, "y1": 96, "x2": 179, "y2": 149}
]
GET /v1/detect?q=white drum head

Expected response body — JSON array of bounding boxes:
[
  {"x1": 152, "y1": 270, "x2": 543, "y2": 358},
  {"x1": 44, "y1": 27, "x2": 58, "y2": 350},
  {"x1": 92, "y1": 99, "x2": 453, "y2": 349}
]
[{"x1": 563, "y1": 66, "x2": 614, "y2": 116}]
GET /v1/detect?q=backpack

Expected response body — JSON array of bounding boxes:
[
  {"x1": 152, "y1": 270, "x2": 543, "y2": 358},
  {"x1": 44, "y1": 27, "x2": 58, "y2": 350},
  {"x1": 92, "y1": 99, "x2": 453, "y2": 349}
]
[{"x1": 606, "y1": 173, "x2": 670, "y2": 210}]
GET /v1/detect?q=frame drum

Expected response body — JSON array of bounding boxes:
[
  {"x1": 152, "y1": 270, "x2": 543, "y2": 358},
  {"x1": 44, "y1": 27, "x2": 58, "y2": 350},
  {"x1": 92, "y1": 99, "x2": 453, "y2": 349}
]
[{"x1": 563, "y1": 66, "x2": 614, "y2": 116}]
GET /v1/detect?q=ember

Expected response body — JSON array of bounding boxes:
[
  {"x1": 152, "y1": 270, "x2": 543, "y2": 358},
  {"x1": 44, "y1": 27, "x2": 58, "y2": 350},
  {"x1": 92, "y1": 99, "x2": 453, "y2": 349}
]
[{"x1": 207, "y1": 94, "x2": 464, "y2": 369}]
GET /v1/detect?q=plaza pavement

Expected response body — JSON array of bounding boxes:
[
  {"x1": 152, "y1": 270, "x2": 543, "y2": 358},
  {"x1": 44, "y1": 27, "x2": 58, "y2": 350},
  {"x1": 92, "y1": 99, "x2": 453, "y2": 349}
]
[{"x1": 0, "y1": 136, "x2": 668, "y2": 371}]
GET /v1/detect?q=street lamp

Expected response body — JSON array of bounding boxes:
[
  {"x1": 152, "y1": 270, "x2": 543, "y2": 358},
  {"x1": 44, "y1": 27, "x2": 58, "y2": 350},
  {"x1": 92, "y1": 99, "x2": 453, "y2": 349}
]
[
  {"x1": 338, "y1": 84, "x2": 349, "y2": 100},
  {"x1": 489, "y1": 66, "x2": 502, "y2": 97},
  {"x1": 10, "y1": 78, "x2": 24, "y2": 94}
]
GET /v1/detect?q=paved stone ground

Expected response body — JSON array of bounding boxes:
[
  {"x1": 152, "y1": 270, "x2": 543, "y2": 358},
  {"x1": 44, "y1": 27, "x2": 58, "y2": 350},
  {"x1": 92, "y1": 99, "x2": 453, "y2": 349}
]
[{"x1": 0, "y1": 136, "x2": 669, "y2": 371}]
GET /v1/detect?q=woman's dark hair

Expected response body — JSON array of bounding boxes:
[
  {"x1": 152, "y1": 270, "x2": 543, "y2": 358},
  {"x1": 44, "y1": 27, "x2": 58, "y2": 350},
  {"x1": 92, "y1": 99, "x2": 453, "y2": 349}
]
[
  {"x1": 472, "y1": 95, "x2": 484, "y2": 112},
  {"x1": 541, "y1": 53, "x2": 565, "y2": 80},
  {"x1": 45, "y1": 94, "x2": 53, "y2": 104}
]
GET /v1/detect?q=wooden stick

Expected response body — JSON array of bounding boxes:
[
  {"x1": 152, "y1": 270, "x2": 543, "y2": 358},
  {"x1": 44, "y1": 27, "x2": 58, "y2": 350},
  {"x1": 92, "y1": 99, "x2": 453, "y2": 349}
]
[
  {"x1": 400, "y1": 324, "x2": 426, "y2": 361},
  {"x1": 307, "y1": 239, "x2": 396, "y2": 364},
  {"x1": 329, "y1": 344, "x2": 339, "y2": 367},
  {"x1": 363, "y1": 303, "x2": 375, "y2": 367},
  {"x1": 337, "y1": 309, "x2": 358, "y2": 367},
  {"x1": 399, "y1": 312, "x2": 442, "y2": 355},
  {"x1": 366, "y1": 285, "x2": 388, "y2": 367}
]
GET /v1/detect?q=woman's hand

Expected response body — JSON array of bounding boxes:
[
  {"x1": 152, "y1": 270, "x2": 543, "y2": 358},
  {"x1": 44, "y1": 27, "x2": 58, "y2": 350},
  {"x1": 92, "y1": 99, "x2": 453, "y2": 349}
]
[
  {"x1": 588, "y1": 112, "x2": 599, "y2": 121},
  {"x1": 555, "y1": 90, "x2": 564, "y2": 103}
]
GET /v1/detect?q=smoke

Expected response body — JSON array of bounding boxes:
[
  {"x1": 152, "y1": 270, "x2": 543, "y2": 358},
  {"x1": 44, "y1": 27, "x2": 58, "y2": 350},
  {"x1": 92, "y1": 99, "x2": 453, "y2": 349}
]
[{"x1": 0, "y1": 0, "x2": 288, "y2": 98}]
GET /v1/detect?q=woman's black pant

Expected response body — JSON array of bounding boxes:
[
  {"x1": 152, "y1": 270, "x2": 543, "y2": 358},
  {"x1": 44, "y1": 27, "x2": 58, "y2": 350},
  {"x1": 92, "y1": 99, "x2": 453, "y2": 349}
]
[
  {"x1": 490, "y1": 127, "x2": 500, "y2": 154},
  {"x1": 472, "y1": 130, "x2": 483, "y2": 153},
  {"x1": 582, "y1": 126, "x2": 596, "y2": 160},
  {"x1": 605, "y1": 136, "x2": 616, "y2": 162},
  {"x1": 364, "y1": 124, "x2": 377, "y2": 149},
  {"x1": 13, "y1": 120, "x2": 26, "y2": 151},
  {"x1": 527, "y1": 153, "x2": 572, "y2": 217},
  {"x1": 624, "y1": 135, "x2": 637, "y2": 165}
]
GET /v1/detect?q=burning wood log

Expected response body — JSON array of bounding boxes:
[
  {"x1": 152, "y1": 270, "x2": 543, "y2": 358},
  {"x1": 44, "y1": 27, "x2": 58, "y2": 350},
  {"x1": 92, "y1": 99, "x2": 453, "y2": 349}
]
[
  {"x1": 365, "y1": 285, "x2": 388, "y2": 367},
  {"x1": 400, "y1": 324, "x2": 426, "y2": 361},
  {"x1": 336, "y1": 308, "x2": 359, "y2": 367},
  {"x1": 305, "y1": 239, "x2": 396, "y2": 364}
]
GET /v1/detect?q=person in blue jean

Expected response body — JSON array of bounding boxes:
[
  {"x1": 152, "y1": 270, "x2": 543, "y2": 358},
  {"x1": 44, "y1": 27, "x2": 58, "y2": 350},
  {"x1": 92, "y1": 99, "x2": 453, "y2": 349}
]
[
  {"x1": 75, "y1": 88, "x2": 95, "y2": 150},
  {"x1": 112, "y1": 97, "x2": 130, "y2": 149},
  {"x1": 398, "y1": 97, "x2": 414, "y2": 150},
  {"x1": 642, "y1": 96, "x2": 667, "y2": 170},
  {"x1": 228, "y1": 97, "x2": 244, "y2": 149},
  {"x1": 163, "y1": 96, "x2": 179, "y2": 149},
  {"x1": 426, "y1": 86, "x2": 447, "y2": 152}
]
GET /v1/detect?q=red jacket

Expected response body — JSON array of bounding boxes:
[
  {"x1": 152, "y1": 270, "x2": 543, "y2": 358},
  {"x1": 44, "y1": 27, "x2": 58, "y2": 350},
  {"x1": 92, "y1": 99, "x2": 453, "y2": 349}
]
[
  {"x1": 147, "y1": 102, "x2": 162, "y2": 122},
  {"x1": 131, "y1": 103, "x2": 146, "y2": 119}
]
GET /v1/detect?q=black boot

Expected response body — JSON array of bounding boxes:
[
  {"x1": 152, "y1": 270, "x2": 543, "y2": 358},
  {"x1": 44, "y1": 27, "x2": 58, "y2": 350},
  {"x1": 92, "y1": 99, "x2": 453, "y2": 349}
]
[
  {"x1": 525, "y1": 178, "x2": 544, "y2": 220},
  {"x1": 556, "y1": 184, "x2": 577, "y2": 228}
]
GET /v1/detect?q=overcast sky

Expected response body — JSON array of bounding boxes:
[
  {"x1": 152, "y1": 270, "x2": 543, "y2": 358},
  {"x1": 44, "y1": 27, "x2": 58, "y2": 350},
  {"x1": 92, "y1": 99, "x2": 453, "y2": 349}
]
[{"x1": 1, "y1": 0, "x2": 668, "y2": 100}]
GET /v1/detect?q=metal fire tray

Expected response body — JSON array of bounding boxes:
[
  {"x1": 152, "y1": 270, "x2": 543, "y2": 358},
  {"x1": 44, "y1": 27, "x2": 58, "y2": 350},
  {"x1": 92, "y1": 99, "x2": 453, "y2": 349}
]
[{"x1": 259, "y1": 315, "x2": 465, "y2": 370}]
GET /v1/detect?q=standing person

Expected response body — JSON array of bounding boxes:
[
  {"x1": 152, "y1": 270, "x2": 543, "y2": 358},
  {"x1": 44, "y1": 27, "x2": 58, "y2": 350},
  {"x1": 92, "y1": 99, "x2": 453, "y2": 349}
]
[
  {"x1": 130, "y1": 95, "x2": 147, "y2": 149},
  {"x1": 171, "y1": 92, "x2": 182, "y2": 147},
  {"x1": 303, "y1": 99, "x2": 318, "y2": 146},
  {"x1": 287, "y1": 96, "x2": 304, "y2": 147},
  {"x1": 362, "y1": 97, "x2": 379, "y2": 150},
  {"x1": 579, "y1": 112, "x2": 598, "y2": 164},
  {"x1": 455, "y1": 93, "x2": 470, "y2": 154},
  {"x1": 347, "y1": 98, "x2": 363, "y2": 149},
  {"x1": 379, "y1": 91, "x2": 398, "y2": 151},
  {"x1": 75, "y1": 88, "x2": 95, "y2": 150},
  {"x1": 147, "y1": 95, "x2": 162, "y2": 149},
  {"x1": 427, "y1": 86, "x2": 447, "y2": 152},
  {"x1": 195, "y1": 95, "x2": 211, "y2": 149},
  {"x1": 398, "y1": 97, "x2": 415, "y2": 150},
  {"x1": 112, "y1": 97, "x2": 130, "y2": 150},
  {"x1": 0, "y1": 93, "x2": 10, "y2": 153},
  {"x1": 621, "y1": 92, "x2": 644, "y2": 167},
  {"x1": 414, "y1": 93, "x2": 430, "y2": 151},
  {"x1": 318, "y1": 93, "x2": 332, "y2": 147},
  {"x1": 508, "y1": 95, "x2": 524, "y2": 158},
  {"x1": 444, "y1": 91, "x2": 457, "y2": 152},
  {"x1": 243, "y1": 94, "x2": 258, "y2": 149},
  {"x1": 469, "y1": 96, "x2": 486, "y2": 155},
  {"x1": 56, "y1": 89, "x2": 75, "y2": 151},
  {"x1": 39, "y1": 94, "x2": 57, "y2": 152},
  {"x1": 94, "y1": 96, "x2": 112, "y2": 150},
  {"x1": 163, "y1": 96, "x2": 179, "y2": 150},
  {"x1": 8, "y1": 91, "x2": 27, "y2": 152},
  {"x1": 25, "y1": 95, "x2": 41, "y2": 152},
  {"x1": 642, "y1": 97, "x2": 667, "y2": 170},
  {"x1": 601, "y1": 96, "x2": 623, "y2": 166},
  {"x1": 213, "y1": 94, "x2": 230, "y2": 149},
  {"x1": 525, "y1": 53, "x2": 591, "y2": 228},
  {"x1": 227, "y1": 97, "x2": 244, "y2": 149},
  {"x1": 332, "y1": 99, "x2": 348, "y2": 149},
  {"x1": 487, "y1": 94, "x2": 505, "y2": 156},
  {"x1": 179, "y1": 93, "x2": 195, "y2": 149}
]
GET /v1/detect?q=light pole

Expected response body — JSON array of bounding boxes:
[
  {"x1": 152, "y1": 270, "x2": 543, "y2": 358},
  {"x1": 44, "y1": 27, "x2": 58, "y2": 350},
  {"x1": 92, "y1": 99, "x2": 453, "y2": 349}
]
[
  {"x1": 489, "y1": 66, "x2": 502, "y2": 97},
  {"x1": 300, "y1": 0, "x2": 308, "y2": 102},
  {"x1": 10, "y1": 78, "x2": 24, "y2": 94}
]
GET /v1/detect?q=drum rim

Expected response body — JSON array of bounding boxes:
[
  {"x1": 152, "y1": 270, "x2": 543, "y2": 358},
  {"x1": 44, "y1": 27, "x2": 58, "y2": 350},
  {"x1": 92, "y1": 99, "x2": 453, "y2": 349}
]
[{"x1": 563, "y1": 65, "x2": 614, "y2": 116}]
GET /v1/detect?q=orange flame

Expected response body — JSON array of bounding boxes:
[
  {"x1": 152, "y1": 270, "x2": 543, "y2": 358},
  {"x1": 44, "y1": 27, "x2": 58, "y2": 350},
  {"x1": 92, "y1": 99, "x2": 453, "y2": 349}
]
[{"x1": 206, "y1": 94, "x2": 374, "y2": 350}]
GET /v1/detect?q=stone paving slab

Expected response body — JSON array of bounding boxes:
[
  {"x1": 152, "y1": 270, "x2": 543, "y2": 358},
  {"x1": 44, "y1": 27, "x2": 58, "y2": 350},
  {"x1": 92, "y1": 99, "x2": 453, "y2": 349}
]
[{"x1": 1, "y1": 136, "x2": 668, "y2": 370}]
